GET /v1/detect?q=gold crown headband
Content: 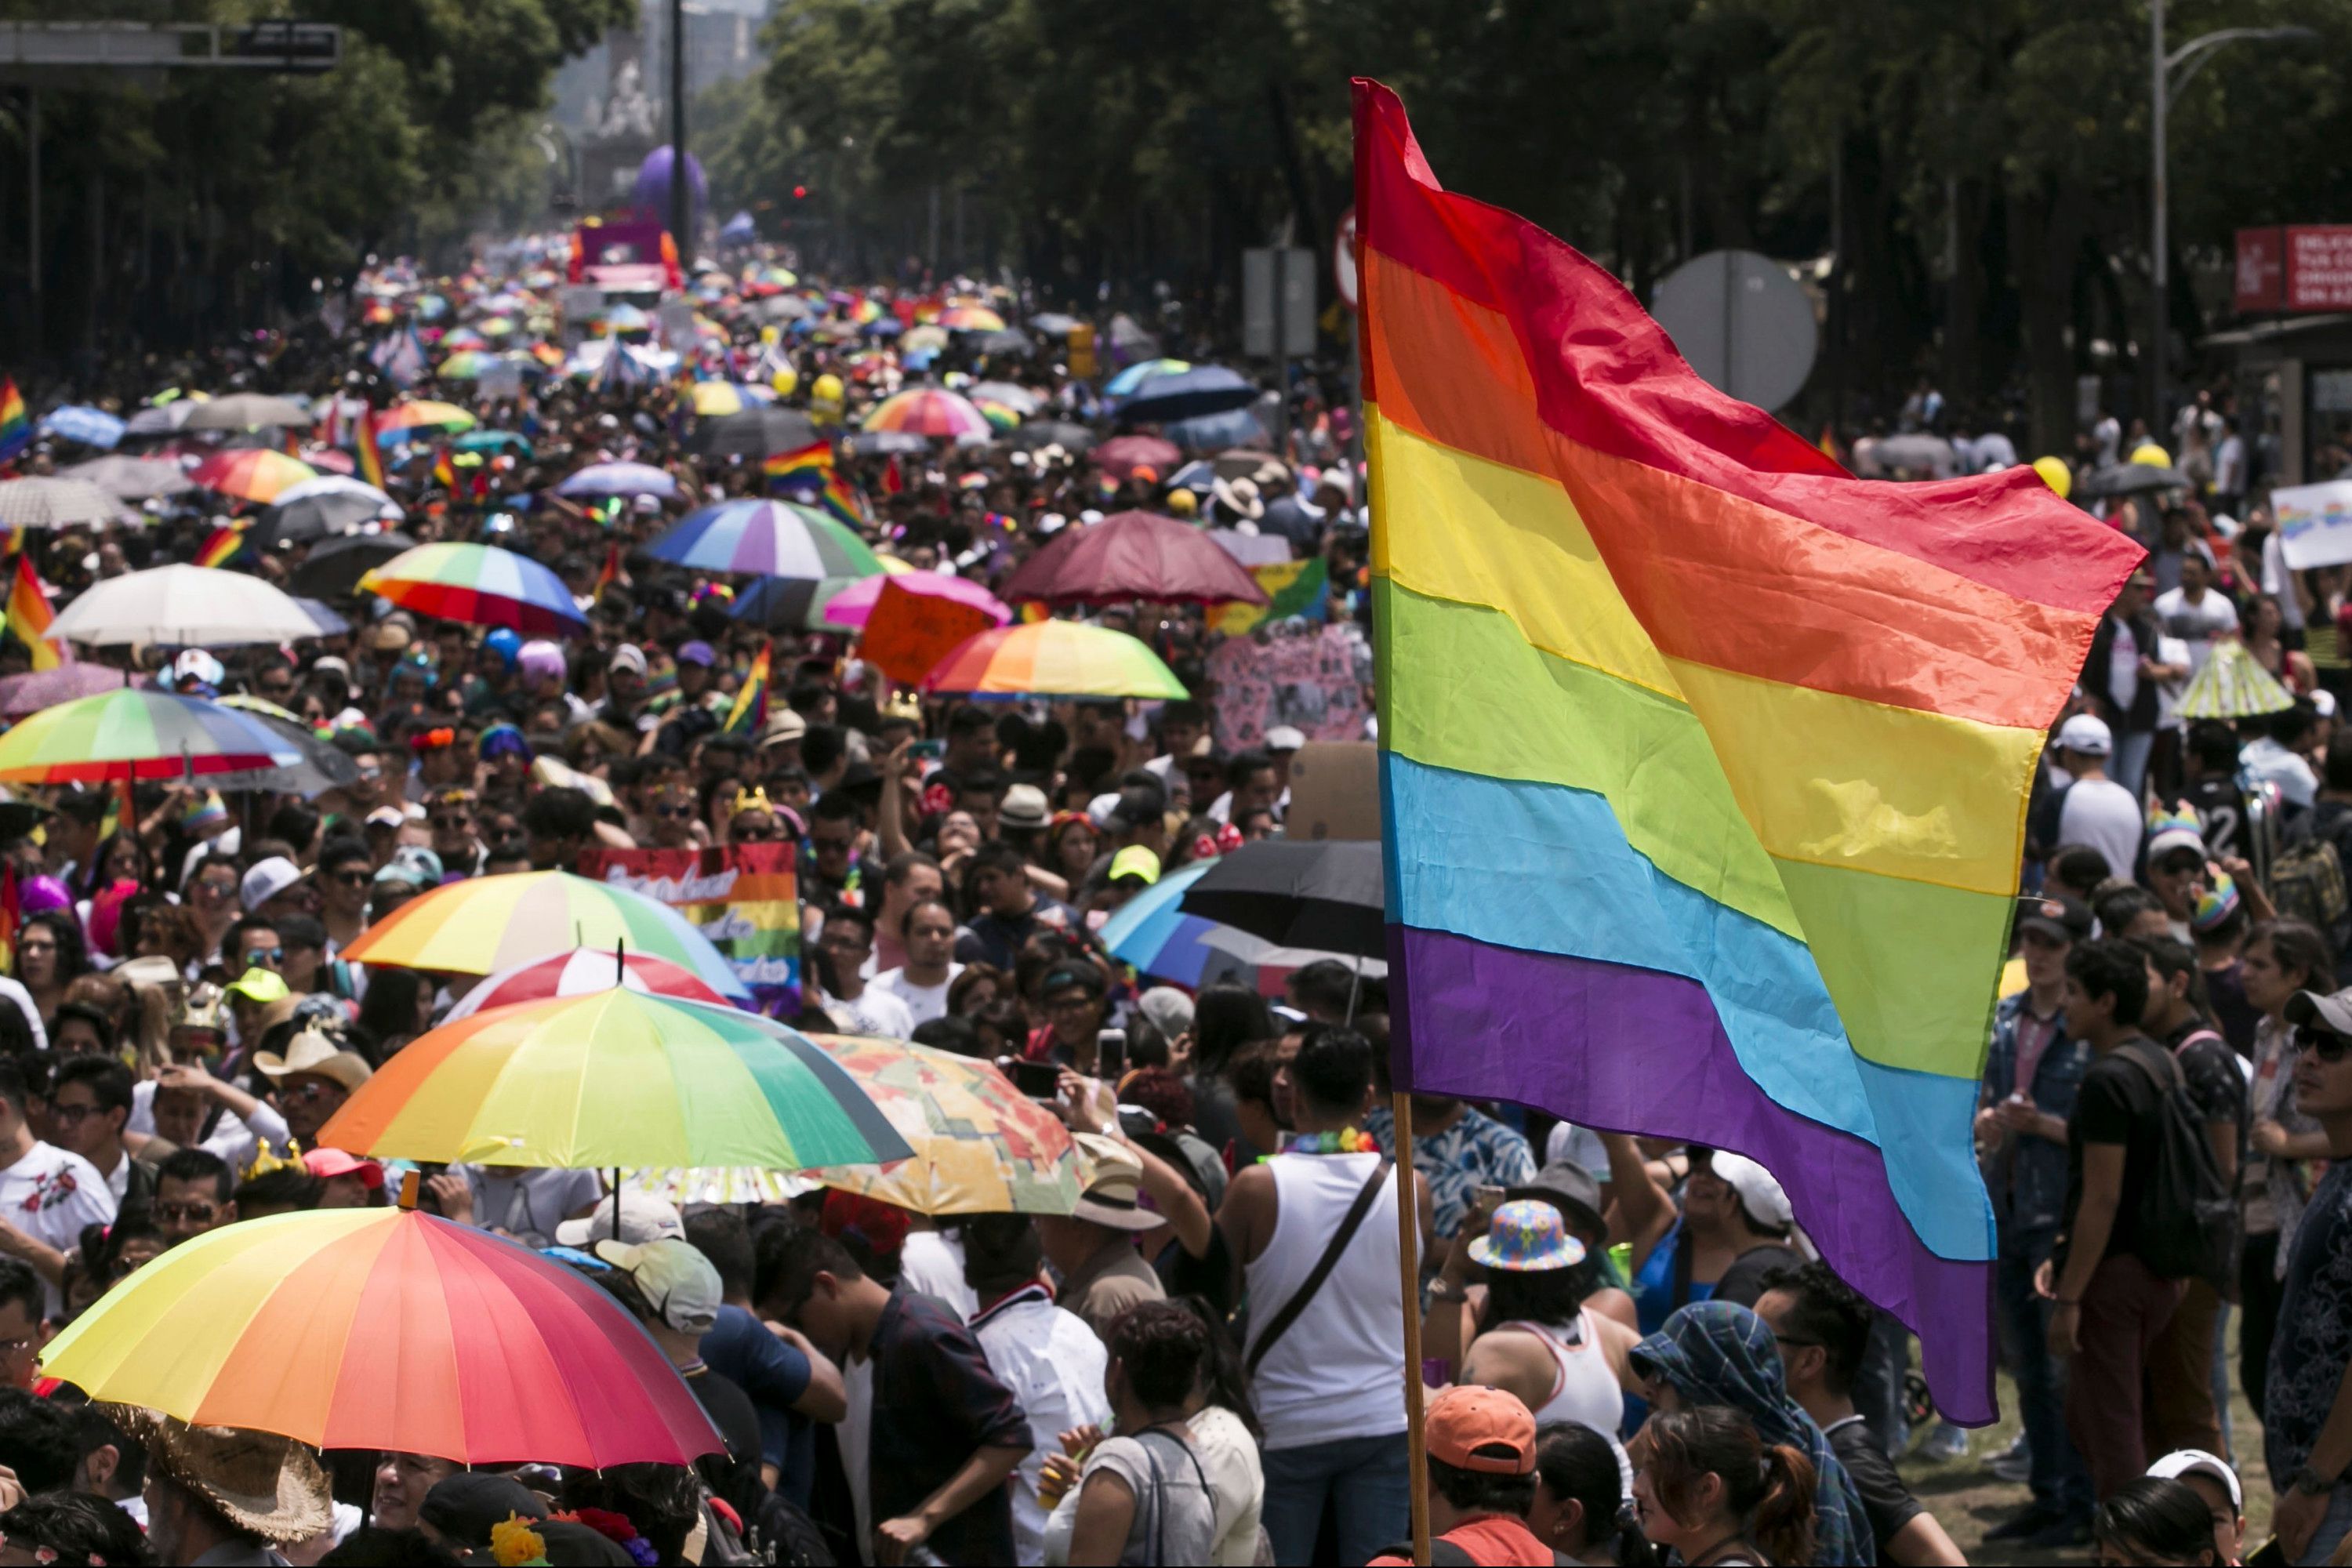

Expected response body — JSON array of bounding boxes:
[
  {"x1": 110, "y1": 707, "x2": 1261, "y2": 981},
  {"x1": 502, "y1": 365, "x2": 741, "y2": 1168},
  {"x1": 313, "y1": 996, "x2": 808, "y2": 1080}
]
[{"x1": 731, "y1": 786, "x2": 774, "y2": 818}]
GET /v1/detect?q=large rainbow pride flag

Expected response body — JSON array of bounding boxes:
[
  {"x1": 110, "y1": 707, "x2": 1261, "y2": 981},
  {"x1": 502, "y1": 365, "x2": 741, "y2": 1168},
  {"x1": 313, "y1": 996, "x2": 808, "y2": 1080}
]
[{"x1": 1355, "y1": 80, "x2": 2142, "y2": 1422}]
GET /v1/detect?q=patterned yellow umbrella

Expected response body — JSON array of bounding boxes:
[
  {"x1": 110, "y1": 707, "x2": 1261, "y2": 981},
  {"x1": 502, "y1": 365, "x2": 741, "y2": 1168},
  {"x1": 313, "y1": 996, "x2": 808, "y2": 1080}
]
[
  {"x1": 795, "y1": 1036, "x2": 1082, "y2": 1215},
  {"x1": 2178, "y1": 637, "x2": 2296, "y2": 720}
]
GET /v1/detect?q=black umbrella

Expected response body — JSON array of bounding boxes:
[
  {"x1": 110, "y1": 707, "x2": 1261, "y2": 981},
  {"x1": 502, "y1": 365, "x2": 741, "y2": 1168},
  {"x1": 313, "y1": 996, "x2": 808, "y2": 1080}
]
[
  {"x1": 289, "y1": 532, "x2": 416, "y2": 598},
  {"x1": 688, "y1": 405, "x2": 818, "y2": 459},
  {"x1": 1006, "y1": 421, "x2": 1097, "y2": 452},
  {"x1": 256, "y1": 491, "x2": 398, "y2": 548},
  {"x1": 1179, "y1": 840, "x2": 1385, "y2": 959},
  {"x1": 2077, "y1": 463, "x2": 2190, "y2": 499}
]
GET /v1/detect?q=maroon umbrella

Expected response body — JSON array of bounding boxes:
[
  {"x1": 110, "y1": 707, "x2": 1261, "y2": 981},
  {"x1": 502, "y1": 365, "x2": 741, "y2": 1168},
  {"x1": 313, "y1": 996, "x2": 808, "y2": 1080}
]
[
  {"x1": 0, "y1": 664, "x2": 132, "y2": 720},
  {"x1": 1092, "y1": 435, "x2": 1181, "y2": 482},
  {"x1": 996, "y1": 511, "x2": 1271, "y2": 608}
]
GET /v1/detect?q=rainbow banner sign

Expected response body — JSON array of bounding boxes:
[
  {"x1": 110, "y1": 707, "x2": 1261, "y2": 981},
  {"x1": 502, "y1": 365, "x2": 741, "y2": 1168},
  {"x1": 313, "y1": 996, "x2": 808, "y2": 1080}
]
[
  {"x1": 2273, "y1": 478, "x2": 2352, "y2": 571},
  {"x1": 1355, "y1": 78, "x2": 2141, "y2": 1424},
  {"x1": 580, "y1": 841, "x2": 800, "y2": 1014}
]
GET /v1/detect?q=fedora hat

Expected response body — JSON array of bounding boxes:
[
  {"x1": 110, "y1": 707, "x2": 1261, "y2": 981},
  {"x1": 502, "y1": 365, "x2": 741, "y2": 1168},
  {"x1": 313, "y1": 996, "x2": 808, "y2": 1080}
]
[
  {"x1": 103, "y1": 1404, "x2": 333, "y2": 1544},
  {"x1": 1069, "y1": 1134, "x2": 1163, "y2": 1232}
]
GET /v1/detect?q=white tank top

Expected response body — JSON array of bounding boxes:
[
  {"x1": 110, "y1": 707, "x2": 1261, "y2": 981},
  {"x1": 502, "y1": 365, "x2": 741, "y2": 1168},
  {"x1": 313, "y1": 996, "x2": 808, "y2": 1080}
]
[
  {"x1": 1495, "y1": 1312, "x2": 1624, "y2": 1436},
  {"x1": 1243, "y1": 1151, "x2": 1407, "y2": 1450}
]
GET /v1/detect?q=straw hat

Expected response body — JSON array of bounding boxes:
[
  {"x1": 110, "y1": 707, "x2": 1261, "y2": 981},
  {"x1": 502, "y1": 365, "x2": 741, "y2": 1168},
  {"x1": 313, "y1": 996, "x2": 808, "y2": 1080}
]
[
  {"x1": 252, "y1": 1029, "x2": 372, "y2": 1094},
  {"x1": 102, "y1": 1404, "x2": 334, "y2": 1544}
]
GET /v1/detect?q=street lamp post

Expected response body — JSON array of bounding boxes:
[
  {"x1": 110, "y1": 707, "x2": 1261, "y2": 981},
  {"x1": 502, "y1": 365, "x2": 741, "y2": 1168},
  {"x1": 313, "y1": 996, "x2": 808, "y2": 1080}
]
[
  {"x1": 2150, "y1": 0, "x2": 2314, "y2": 437},
  {"x1": 669, "y1": 0, "x2": 689, "y2": 273}
]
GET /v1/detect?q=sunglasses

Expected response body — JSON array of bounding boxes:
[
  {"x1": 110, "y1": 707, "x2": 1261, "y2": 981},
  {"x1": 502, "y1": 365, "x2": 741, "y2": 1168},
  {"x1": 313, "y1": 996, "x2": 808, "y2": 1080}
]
[
  {"x1": 734, "y1": 826, "x2": 784, "y2": 842},
  {"x1": 244, "y1": 947, "x2": 285, "y2": 967},
  {"x1": 156, "y1": 1201, "x2": 216, "y2": 1224},
  {"x1": 812, "y1": 835, "x2": 854, "y2": 852},
  {"x1": 2302, "y1": 1026, "x2": 2352, "y2": 1064},
  {"x1": 281, "y1": 1080, "x2": 340, "y2": 1103},
  {"x1": 329, "y1": 869, "x2": 372, "y2": 887},
  {"x1": 656, "y1": 804, "x2": 695, "y2": 819},
  {"x1": 430, "y1": 815, "x2": 471, "y2": 832}
]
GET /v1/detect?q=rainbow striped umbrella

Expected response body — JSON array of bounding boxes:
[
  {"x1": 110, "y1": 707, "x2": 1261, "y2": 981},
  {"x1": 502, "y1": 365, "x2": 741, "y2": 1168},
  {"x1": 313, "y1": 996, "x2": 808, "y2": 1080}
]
[
  {"x1": 920, "y1": 619, "x2": 1189, "y2": 699},
  {"x1": 39, "y1": 1206, "x2": 721, "y2": 1467},
  {"x1": 339, "y1": 871, "x2": 750, "y2": 992},
  {"x1": 645, "y1": 499, "x2": 882, "y2": 580},
  {"x1": 190, "y1": 448, "x2": 316, "y2": 504},
  {"x1": 938, "y1": 305, "x2": 1007, "y2": 332},
  {"x1": 357, "y1": 541, "x2": 586, "y2": 636},
  {"x1": 0, "y1": 688, "x2": 301, "y2": 783},
  {"x1": 975, "y1": 399, "x2": 1023, "y2": 431},
  {"x1": 442, "y1": 948, "x2": 731, "y2": 1020},
  {"x1": 861, "y1": 388, "x2": 993, "y2": 440},
  {"x1": 316, "y1": 989, "x2": 913, "y2": 1172},
  {"x1": 436, "y1": 350, "x2": 492, "y2": 380},
  {"x1": 375, "y1": 400, "x2": 477, "y2": 440}
]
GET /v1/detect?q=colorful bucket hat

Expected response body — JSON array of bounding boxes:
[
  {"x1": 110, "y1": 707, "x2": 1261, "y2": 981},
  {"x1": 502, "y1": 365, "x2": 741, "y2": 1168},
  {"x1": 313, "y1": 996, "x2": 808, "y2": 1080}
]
[{"x1": 1467, "y1": 1197, "x2": 1588, "y2": 1272}]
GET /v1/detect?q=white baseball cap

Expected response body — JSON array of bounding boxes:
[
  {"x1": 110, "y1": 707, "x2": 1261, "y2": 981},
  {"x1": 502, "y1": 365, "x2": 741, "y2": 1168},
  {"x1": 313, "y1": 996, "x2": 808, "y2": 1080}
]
[
  {"x1": 554, "y1": 1192, "x2": 684, "y2": 1248},
  {"x1": 593, "y1": 1237, "x2": 721, "y2": 1334},
  {"x1": 1706, "y1": 1152, "x2": 1794, "y2": 1231},
  {"x1": 2056, "y1": 713, "x2": 2114, "y2": 758},
  {"x1": 239, "y1": 856, "x2": 304, "y2": 913},
  {"x1": 2147, "y1": 1449, "x2": 2242, "y2": 1512}
]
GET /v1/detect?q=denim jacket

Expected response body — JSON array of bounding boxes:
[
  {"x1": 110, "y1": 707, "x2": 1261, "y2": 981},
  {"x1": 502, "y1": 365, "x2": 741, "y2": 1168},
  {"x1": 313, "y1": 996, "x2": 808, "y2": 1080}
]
[{"x1": 1980, "y1": 992, "x2": 2090, "y2": 1240}]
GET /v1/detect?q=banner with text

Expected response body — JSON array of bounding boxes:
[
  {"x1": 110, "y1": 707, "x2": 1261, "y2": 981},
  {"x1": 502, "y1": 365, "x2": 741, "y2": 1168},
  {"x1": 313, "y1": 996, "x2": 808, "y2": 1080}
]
[{"x1": 580, "y1": 840, "x2": 800, "y2": 1014}]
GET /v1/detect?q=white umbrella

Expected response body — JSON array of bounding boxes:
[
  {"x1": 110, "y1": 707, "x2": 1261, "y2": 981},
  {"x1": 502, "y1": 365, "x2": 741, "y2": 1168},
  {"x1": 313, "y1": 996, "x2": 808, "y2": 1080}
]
[
  {"x1": 48, "y1": 564, "x2": 322, "y2": 647},
  {"x1": 0, "y1": 477, "x2": 124, "y2": 529},
  {"x1": 273, "y1": 474, "x2": 400, "y2": 514},
  {"x1": 180, "y1": 394, "x2": 313, "y2": 432}
]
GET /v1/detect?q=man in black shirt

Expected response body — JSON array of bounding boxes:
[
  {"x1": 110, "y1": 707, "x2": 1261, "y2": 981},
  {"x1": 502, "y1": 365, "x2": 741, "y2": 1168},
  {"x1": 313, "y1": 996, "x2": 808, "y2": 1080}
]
[
  {"x1": 1756, "y1": 1261, "x2": 1964, "y2": 1565},
  {"x1": 593, "y1": 1236, "x2": 765, "y2": 1519},
  {"x1": 2049, "y1": 938, "x2": 2188, "y2": 1501}
]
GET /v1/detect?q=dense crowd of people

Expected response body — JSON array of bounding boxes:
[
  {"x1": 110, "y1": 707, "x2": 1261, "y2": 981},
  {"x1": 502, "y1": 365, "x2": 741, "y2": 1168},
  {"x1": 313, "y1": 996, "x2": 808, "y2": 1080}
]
[{"x1": 0, "y1": 241, "x2": 2332, "y2": 1568}]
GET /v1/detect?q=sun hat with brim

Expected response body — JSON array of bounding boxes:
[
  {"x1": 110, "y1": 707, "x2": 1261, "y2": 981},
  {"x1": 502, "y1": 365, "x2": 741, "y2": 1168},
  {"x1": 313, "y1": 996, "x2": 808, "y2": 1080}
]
[
  {"x1": 1069, "y1": 1133, "x2": 1163, "y2": 1232},
  {"x1": 252, "y1": 1029, "x2": 372, "y2": 1094},
  {"x1": 102, "y1": 1403, "x2": 334, "y2": 1545},
  {"x1": 1468, "y1": 1198, "x2": 1588, "y2": 1272}
]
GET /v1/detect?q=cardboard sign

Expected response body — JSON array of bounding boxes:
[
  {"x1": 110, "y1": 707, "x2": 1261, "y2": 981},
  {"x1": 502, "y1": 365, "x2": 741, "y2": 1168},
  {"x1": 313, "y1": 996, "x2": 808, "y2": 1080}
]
[
  {"x1": 1284, "y1": 741, "x2": 1379, "y2": 840},
  {"x1": 2275, "y1": 480, "x2": 2352, "y2": 571},
  {"x1": 579, "y1": 840, "x2": 800, "y2": 1013},
  {"x1": 860, "y1": 578, "x2": 993, "y2": 684},
  {"x1": 1207, "y1": 622, "x2": 1370, "y2": 752}
]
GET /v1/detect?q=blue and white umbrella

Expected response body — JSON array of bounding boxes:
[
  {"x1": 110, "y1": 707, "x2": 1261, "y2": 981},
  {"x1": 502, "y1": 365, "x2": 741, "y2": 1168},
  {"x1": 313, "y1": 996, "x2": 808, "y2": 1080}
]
[{"x1": 41, "y1": 406, "x2": 125, "y2": 449}]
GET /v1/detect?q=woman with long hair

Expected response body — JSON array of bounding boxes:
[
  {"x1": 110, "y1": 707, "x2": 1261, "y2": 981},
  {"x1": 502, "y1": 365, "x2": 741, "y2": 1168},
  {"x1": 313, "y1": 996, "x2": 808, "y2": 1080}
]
[
  {"x1": 1629, "y1": 1302, "x2": 1869, "y2": 1565},
  {"x1": 1532, "y1": 1421, "x2": 1648, "y2": 1566},
  {"x1": 2239, "y1": 917, "x2": 2334, "y2": 1417},
  {"x1": 1632, "y1": 1406, "x2": 1816, "y2": 1566},
  {"x1": 1185, "y1": 982, "x2": 1274, "y2": 1160},
  {"x1": 15, "y1": 910, "x2": 89, "y2": 1036},
  {"x1": 2090, "y1": 1475, "x2": 2223, "y2": 1566}
]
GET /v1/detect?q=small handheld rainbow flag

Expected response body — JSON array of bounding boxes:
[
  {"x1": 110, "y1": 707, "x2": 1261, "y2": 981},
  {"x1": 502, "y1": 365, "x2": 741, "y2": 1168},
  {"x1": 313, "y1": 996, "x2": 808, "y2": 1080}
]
[
  {"x1": 764, "y1": 440, "x2": 866, "y2": 528},
  {"x1": 724, "y1": 642, "x2": 771, "y2": 735},
  {"x1": 432, "y1": 448, "x2": 458, "y2": 492},
  {"x1": 593, "y1": 544, "x2": 628, "y2": 602},
  {"x1": 196, "y1": 524, "x2": 251, "y2": 571},
  {"x1": 5, "y1": 554, "x2": 58, "y2": 670},
  {"x1": 0, "y1": 380, "x2": 31, "y2": 465},
  {"x1": 356, "y1": 405, "x2": 387, "y2": 491}
]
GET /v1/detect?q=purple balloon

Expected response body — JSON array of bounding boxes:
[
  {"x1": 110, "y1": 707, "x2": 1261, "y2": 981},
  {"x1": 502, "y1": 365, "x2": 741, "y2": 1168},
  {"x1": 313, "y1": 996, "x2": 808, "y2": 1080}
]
[{"x1": 633, "y1": 146, "x2": 707, "y2": 222}]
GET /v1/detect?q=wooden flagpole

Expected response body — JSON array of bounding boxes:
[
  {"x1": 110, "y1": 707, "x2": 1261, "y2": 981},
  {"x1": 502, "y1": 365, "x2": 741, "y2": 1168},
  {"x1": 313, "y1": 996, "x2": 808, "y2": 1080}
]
[{"x1": 1394, "y1": 1091, "x2": 1429, "y2": 1565}]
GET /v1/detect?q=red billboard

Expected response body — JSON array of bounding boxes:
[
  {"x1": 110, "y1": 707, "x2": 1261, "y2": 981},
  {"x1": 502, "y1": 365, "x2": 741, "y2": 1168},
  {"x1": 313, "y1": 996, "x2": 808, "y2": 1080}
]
[{"x1": 2237, "y1": 225, "x2": 2352, "y2": 313}]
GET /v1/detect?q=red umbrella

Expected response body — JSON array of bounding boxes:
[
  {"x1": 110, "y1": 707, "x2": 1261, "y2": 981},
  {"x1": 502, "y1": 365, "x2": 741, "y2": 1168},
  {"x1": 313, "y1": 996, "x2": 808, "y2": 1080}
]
[
  {"x1": 1093, "y1": 434, "x2": 1181, "y2": 481},
  {"x1": 996, "y1": 510, "x2": 1271, "y2": 608}
]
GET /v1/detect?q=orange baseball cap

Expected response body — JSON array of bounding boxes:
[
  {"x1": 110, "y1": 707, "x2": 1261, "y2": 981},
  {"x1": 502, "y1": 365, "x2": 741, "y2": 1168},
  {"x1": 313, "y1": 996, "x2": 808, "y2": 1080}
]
[{"x1": 1425, "y1": 1385, "x2": 1537, "y2": 1475}]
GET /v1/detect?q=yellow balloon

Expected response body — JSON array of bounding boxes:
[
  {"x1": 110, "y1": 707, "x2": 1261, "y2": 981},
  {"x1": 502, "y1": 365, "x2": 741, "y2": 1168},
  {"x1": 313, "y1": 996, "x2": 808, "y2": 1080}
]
[
  {"x1": 2031, "y1": 455, "x2": 2073, "y2": 500},
  {"x1": 2130, "y1": 442, "x2": 2172, "y2": 468},
  {"x1": 813, "y1": 373, "x2": 844, "y2": 403},
  {"x1": 771, "y1": 366, "x2": 800, "y2": 397}
]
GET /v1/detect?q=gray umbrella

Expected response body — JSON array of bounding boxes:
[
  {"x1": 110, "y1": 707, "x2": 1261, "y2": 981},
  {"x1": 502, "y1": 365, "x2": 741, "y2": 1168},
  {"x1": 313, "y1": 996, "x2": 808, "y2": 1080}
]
[
  {"x1": 60, "y1": 456, "x2": 192, "y2": 501},
  {"x1": 688, "y1": 405, "x2": 818, "y2": 459},
  {"x1": 1028, "y1": 313, "x2": 1080, "y2": 336},
  {"x1": 207, "y1": 707, "x2": 361, "y2": 797},
  {"x1": 180, "y1": 394, "x2": 313, "y2": 432},
  {"x1": 0, "y1": 477, "x2": 124, "y2": 529}
]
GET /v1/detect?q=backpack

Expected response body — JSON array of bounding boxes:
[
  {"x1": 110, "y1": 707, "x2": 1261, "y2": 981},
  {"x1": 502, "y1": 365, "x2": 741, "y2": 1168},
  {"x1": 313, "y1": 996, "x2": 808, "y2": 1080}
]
[
  {"x1": 2118, "y1": 1040, "x2": 2239, "y2": 1288},
  {"x1": 2270, "y1": 830, "x2": 2349, "y2": 940}
]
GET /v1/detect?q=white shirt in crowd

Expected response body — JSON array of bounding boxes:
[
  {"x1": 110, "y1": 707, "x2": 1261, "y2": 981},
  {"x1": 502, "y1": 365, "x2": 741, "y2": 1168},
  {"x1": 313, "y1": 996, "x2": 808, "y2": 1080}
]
[
  {"x1": 2054, "y1": 771, "x2": 2146, "y2": 887},
  {"x1": 828, "y1": 985, "x2": 915, "y2": 1040},
  {"x1": 0, "y1": 1139, "x2": 114, "y2": 1314},
  {"x1": 869, "y1": 963, "x2": 964, "y2": 1029},
  {"x1": 126, "y1": 1080, "x2": 290, "y2": 1175},
  {"x1": 971, "y1": 1282, "x2": 1112, "y2": 1566},
  {"x1": 2153, "y1": 586, "x2": 2239, "y2": 675}
]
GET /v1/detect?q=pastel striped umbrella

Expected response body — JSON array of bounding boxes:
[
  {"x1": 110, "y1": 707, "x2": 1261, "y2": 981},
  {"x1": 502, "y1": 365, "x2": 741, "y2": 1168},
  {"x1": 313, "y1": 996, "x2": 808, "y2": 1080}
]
[
  {"x1": 339, "y1": 870, "x2": 750, "y2": 992},
  {"x1": 938, "y1": 305, "x2": 1006, "y2": 332},
  {"x1": 190, "y1": 448, "x2": 316, "y2": 504},
  {"x1": 557, "y1": 462, "x2": 677, "y2": 499},
  {"x1": 920, "y1": 619, "x2": 1189, "y2": 699},
  {"x1": 645, "y1": 499, "x2": 882, "y2": 580},
  {"x1": 860, "y1": 389, "x2": 993, "y2": 440},
  {"x1": 357, "y1": 541, "x2": 586, "y2": 636},
  {"x1": 820, "y1": 569, "x2": 1010, "y2": 630},
  {"x1": 39, "y1": 1206, "x2": 722, "y2": 1467},
  {"x1": 0, "y1": 688, "x2": 301, "y2": 783},
  {"x1": 317, "y1": 989, "x2": 913, "y2": 1173},
  {"x1": 443, "y1": 947, "x2": 731, "y2": 1021},
  {"x1": 2178, "y1": 637, "x2": 2297, "y2": 720}
]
